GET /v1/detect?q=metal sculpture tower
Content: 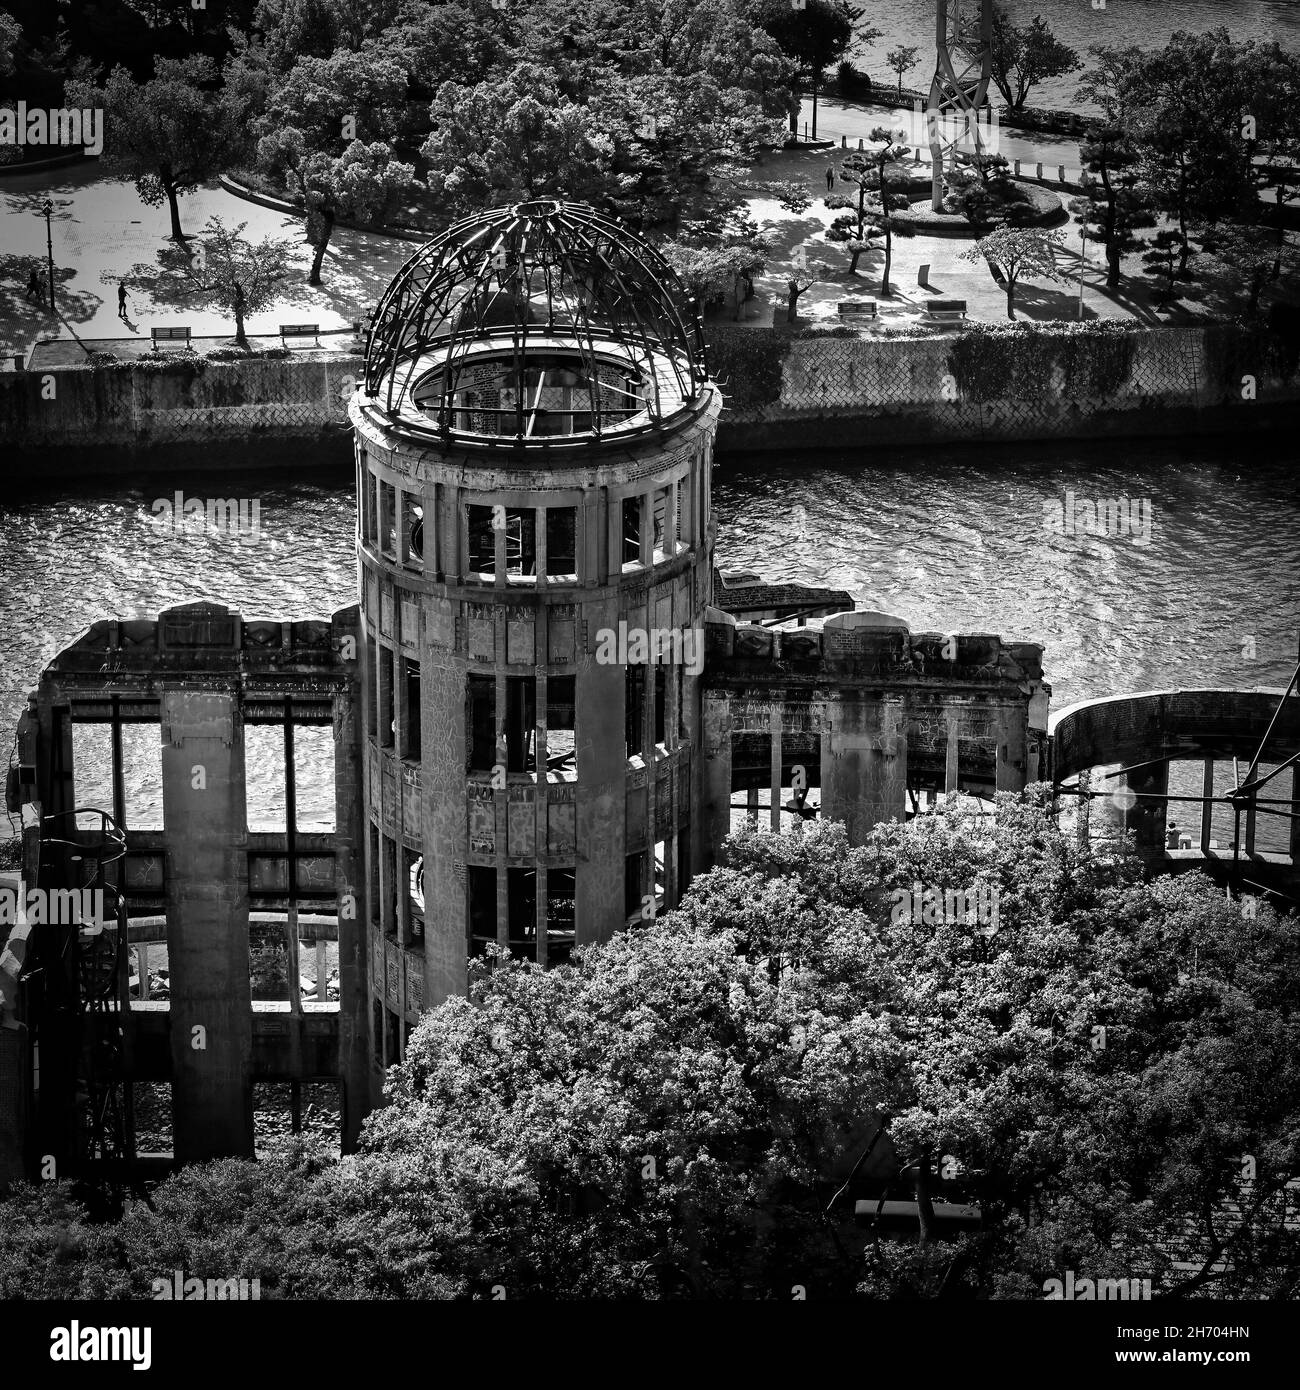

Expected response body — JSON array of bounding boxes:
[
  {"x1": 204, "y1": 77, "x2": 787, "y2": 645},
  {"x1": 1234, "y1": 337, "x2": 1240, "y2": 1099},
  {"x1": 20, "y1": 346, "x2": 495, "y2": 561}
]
[{"x1": 927, "y1": 0, "x2": 994, "y2": 211}]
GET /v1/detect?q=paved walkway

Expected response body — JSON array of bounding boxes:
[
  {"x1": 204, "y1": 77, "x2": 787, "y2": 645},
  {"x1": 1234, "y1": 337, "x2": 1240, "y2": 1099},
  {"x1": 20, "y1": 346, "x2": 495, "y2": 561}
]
[
  {"x1": 741, "y1": 144, "x2": 1135, "y2": 330},
  {"x1": 0, "y1": 163, "x2": 413, "y2": 360}
]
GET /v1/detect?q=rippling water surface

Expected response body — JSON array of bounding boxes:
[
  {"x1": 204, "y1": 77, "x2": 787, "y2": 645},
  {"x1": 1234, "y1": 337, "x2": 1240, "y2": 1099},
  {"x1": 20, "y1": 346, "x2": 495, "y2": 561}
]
[
  {"x1": 1, "y1": 438, "x2": 1297, "y2": 835},
  {"x1": 854, "y1": 0, "x2": 1300, "y2": 109}
]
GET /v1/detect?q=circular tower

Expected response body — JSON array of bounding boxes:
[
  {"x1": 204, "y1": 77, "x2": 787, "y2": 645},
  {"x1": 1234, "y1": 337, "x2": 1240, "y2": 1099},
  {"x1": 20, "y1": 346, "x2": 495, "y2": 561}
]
[{"x1": 350, "y1": 201, "x2": 721, "y2": 1070}]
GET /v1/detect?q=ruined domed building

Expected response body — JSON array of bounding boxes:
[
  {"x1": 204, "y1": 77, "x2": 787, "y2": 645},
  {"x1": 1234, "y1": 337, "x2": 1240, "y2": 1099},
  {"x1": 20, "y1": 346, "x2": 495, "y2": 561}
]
[
  {"x1": 6, "y1": 201, "x2": 1101, "y2": 1188},
  {"x1": 350, "y1": 200, "x2": 722, "y2": 1052}
]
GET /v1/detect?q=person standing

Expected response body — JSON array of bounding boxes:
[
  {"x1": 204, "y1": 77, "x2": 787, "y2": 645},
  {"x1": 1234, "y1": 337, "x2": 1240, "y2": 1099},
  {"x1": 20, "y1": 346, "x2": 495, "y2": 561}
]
[
  {"x1": 826, "y1": 164, "x2": 835, "y2": 191},
  {"x1": 117, "y1": 281, "x2": 130, "y2": 321},
  {"x1": 25, "y1": 268, "x2": 41, "y2": 302}
]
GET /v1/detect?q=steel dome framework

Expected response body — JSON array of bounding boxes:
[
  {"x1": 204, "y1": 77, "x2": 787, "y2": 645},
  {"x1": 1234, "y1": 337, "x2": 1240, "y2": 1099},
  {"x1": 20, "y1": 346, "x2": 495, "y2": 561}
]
[{"x1": 363, "y1": 200, "x2": 710, "y2": 446}]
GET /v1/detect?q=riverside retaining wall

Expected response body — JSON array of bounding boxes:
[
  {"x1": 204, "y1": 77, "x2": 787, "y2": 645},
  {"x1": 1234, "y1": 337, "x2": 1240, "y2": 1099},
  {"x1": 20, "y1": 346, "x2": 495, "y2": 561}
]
[{"x1": 1, "y1": 324, "x2": 1296, "y2": 472}]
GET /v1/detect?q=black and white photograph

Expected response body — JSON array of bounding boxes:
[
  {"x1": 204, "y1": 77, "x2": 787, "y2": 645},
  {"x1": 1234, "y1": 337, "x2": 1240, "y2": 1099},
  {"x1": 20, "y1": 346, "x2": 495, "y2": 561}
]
[{"x1": 0, "y1": 0, "x2": 1297, "y2": 1365}]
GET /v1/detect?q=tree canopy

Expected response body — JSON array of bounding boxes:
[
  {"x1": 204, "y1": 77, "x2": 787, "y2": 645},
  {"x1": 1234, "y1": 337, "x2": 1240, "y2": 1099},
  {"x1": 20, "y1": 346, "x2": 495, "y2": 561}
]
[{"x1": 5, "y1": 791, "x2": 1295, "y2": 1300}]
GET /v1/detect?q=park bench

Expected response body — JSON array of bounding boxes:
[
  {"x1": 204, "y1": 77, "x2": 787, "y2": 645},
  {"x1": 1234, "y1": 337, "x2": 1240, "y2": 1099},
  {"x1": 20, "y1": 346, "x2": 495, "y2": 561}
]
[
  {"x1": 837, "y1": 299, "x2": 878, "y2": 321},
  {"x1": 150, "y1": 325, "x2": 191, "y2": 349},
  {"x1": 280, "y1": 322, "x2": 322, "y2": 347},
  {"x1": 924, "y1": 299, "x2": 967, "y2": 322}
]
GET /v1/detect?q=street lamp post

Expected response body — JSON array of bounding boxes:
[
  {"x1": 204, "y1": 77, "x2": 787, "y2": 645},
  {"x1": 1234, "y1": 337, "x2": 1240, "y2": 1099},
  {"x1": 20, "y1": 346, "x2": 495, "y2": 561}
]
[
  {"x1": 1077, "y1": 225, "x2": 1087, "y2": 321},
  {"x1": 41, "y1": 198, "x2": 55, "y2": 316}
]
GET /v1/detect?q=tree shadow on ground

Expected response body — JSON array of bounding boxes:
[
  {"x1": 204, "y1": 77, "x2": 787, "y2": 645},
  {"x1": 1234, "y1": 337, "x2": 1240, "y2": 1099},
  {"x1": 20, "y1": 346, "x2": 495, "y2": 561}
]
[{"x1": 0, "y1": 253, "x2": 101, "y2": 353}]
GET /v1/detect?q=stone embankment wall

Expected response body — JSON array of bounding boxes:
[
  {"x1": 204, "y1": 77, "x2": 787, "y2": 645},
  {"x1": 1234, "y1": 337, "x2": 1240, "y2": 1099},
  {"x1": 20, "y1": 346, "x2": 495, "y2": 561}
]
[
  {"x1": 0, "y1": 354, "x2": 363, "y2": 470},
  {"x1": 1, "y1": 324, "x2": 1296, "y2": 471},
  {"x1": 705, "y1": 323, "x2": 1300, "y2": 452}
]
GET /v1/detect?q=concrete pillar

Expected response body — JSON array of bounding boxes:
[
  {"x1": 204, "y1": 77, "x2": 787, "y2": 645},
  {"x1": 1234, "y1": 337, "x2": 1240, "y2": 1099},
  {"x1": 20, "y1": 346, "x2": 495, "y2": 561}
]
[
  {"x1": 422, "y1": 630, "x2": 468, "y2": 1008},
  {"x1": 698, "y1": 690, "x2": 733, "y2": 869},
  {"x1": 820, "y1": 695, "x2": 907, "y2": 843},
  {"x1": 770, "y1": 708, "x2": 783, "y2": 831},
  {"x1": 333, "y1": 607, "x2": 369, "y2": 1150},
  {"x1": 575, "y1": 591, "x2": 626, "y2": 944},
  {"x1": 995, "y1": 703, "x2": 1027, "y2": 793},
  {"x1": 160, "y1": 689, "x2": 253, "y2": 1161}
]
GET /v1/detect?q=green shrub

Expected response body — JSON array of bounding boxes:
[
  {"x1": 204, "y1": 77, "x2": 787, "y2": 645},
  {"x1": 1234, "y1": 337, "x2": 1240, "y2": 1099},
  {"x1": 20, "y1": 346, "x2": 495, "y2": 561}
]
[
  {"x1": 702, "y1": 326, "x2": 793, "y2": 409},
  {"x1": 948, "y1": 322, "x2": 1137, "y2": 403}
]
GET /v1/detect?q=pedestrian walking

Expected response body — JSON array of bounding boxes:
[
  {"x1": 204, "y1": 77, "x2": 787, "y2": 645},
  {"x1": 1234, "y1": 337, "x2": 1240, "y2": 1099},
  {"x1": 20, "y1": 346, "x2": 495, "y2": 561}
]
[
  {"x1": 117, "y1": 281, "x2": 130, "y2": 321},
  {"x1": 826, "y1": 164, "x2": 835, "y2": 190},
  {"x1": 25, "y1": 268, "x2": 41, "y2": 302}
]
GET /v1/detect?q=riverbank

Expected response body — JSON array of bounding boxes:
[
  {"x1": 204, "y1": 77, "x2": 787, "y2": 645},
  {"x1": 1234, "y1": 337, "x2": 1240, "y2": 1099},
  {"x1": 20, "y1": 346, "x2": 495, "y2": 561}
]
[{"x1": 4, "y1": 320, "x2": 1293, "y2": 475}]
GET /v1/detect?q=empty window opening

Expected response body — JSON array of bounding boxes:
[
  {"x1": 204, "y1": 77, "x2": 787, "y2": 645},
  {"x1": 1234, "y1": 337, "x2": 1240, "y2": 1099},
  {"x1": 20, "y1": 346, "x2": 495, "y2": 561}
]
[
  {"x1": 249, "y1": 920, "x2": 291, "y2": 1003},
  {"x1": 408, "y1": 503, "x2": 424, "y2": 560},
  {"x1": 244, "y1": 724, "x2": 287, "y2": 832},
  {"x1": 468, "y1": 505, "x2": 497, "y2": 576},
  {"x1": 71, "y1": 723, "x2": 113, "y2": 827},
  {"x1": 293, "y1": 725, "x2": 336, "y2": 832},
  {"x1": 653, "y1": 838, "x2": 667, "y2": 909},
  {"x1": 625, "y1": 851, "x2": 647, "y2": 922},
  {"x1": 545, "y1": 507, "x2": 578, "y2": 579},
  {"x1": 380, "y1": 481, "x2": 398, "y2": 557},
  {"x1": 120, "y1": 723, "x2": 163, "y2": 831},
  {"x1": 625, "y1": 667, "x2": 645, "y2": 758},
  {"x1": 131, "y1": 1082, "x2": 173, "y2": 1156},
  {"x1": 467, "y1": 676, "x2": 496, "y2": 771},
  {"x1": 407, "y1": 853, "x2": 425, "y2": 944},
  {"x1": 622, "y1": 495, "x2": 643, "y2": 567},
  {"x1": 654, "y1": 668, "x2": 667, "y2": 747},
  {"x1": 505, "y1": 676, "x2": 536, "y2": 773},
  {"x1": 504, "y1": 508, "x2": 537, "y2": 577},
  {"x1": 546, "y1": 868, "x2": 576, "y2": 966},
  {"x1": 254, "y1": 1081, "x2": 341, "y2": 1159},
  {"x1": 378, "y1": 646, "x2": 395, "y2": 748},
  {"x1": 508, "y1": 867, "x2": 537, "y2": 962},
  {"x1": 297, "y1": 925, "x2": 338, "y2": 1002},
  {"x1": 546, "y1": 676, "x2": 576, "y2": 772},
  {"x1": 128, "y1": 938, "x2": 168, "y2": 1002},
  {"x1": 468, "y1": 865, "x2": 497, "y2": 955},
  {"x1": 403, "y1": 658, "x2": 422, "y2": 761},
  {"x1": 403, "y1": 848, "x2": 424, "y2": 945}
]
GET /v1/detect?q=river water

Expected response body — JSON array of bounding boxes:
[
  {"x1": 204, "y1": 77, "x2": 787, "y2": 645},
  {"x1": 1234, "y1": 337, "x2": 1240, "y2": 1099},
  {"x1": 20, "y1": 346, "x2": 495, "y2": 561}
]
[
  {"x1": 853, "y1": 0, "x2": 1300, "y2": 109},
  {"x1": 2, "y1": 436, "x2": 1297, "y2": 843}
]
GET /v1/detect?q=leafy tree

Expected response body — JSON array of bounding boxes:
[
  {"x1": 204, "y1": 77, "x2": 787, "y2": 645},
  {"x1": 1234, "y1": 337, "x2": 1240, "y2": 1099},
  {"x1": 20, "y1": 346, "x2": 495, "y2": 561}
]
[
  {"x1": 757, "y1": 0, "x2": 879, "y2": 139},
  {"x1": 421, "y1": 62, "x2": 620, "y2": 221},
  {"x1": 66, "y1": 57, "x2": 245, "y2": 241},
  {"x1": 261, "y1": 131, "x2": 415, "y2": 284},
  {"x1": 182, "y1": 217, "x2": 295, "y2": 347},
  {"x1": 960, "y1": 226, "x2": 1063, "y2": 319},
  {"x1": 0, "y1": 9, "x2": 19, "y2": 77},
  {"x1": 256, "y1": 47, "x2": 416, "y2": 284},
  {"x1": 4, "y1": 794, "x2": 1299, "y2": 1300},
  {"x1": 1196, "y1": 224, "x2": 1288, "y2": 318},
  {"x1": 1074, "y1": 42, "x2": 1146, "y2": 124},
  {"x1": 966, "y1": 4, "x2": 1080, "y2": 112},
  {"x1": 1068, "y1": 127, "x2": 1156, "y2": 294},
  {"x1": 884, "y1": 43, "x2": 920, "y2": 98}
]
